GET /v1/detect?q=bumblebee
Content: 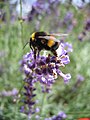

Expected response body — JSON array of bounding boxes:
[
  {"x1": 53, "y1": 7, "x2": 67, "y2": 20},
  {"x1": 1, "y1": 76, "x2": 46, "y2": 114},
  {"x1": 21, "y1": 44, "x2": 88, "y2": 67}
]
[{"x1": 23, "y1": 31, "x2": 68, "y2": 59}]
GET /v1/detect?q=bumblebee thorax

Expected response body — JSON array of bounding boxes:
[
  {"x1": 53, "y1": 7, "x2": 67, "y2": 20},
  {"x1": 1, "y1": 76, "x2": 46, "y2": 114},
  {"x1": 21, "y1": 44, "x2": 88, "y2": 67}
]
[{"x1": 31, "y1": 32, "x2": 35, "y2": 41}]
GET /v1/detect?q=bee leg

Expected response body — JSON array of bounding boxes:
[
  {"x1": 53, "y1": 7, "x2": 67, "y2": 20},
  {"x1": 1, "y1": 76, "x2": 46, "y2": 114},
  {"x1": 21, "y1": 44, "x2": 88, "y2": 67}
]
[
  {"x1": 37, "y1": 50, "x2": 41, "y2": 58},
  {"x1": 34, "y1": 48, "x2": 39, "y2": 59},
  {"x1": 34, "y1": 49, "x2": 37, "y2": 59},
  {"x1": 29, "y1": 40, "x2": 33, "y2": 51},
  {"x1": 51, "y1": 50, "x2": 58, "y2": 57}
]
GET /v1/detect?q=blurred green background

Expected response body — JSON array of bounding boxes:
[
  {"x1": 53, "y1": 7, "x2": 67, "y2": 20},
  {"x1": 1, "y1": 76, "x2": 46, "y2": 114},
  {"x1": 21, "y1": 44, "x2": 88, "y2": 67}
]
[{"x1": 0, "y1": 0, "x2": 90, "y2": 120}]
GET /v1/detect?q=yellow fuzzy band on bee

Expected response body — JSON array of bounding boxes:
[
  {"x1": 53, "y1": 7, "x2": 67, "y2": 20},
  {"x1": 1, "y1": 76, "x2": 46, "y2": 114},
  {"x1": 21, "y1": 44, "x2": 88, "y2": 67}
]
[
  {"x1": 47, "y1": 40, "x2": 55, "y2": 47},
  {"x1": 31, "y1": 32, "x2": 35, "y2": 41}
]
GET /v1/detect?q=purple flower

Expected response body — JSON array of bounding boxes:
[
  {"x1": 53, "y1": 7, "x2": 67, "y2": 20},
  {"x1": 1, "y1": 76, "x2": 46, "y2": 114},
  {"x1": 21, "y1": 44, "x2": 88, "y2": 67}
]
[
  {"x1": 21, "y1": 49, "x2": 71, "y2": 85},
  {"x1": 35, "y1": 115, "x2": 40, "y2": 120},
  {"x1": 12, "y1": 88, "x2": 18, "y2": 96},
  {"x1": 20, "y1": 106, "x2": 25, "y2": 113},
  {"x1": 57, "y1": 70, "x2": 71, "y2": 84},
  {"x1": 45, "y1": 111, "x2": 67, "y2": 120},
  {"x1": 33, "y1": 1, "x2": 46, "y2": 14},
  {"x1": 0, "y1": 88, "x2": 18, "y2": 97},
  {"x1": 27, "y1": 0, "x2": 61, "y2": 21},
  {"x1": 21, "y1": 79, "x2": 36, "y2": 115},
  {"x1": 71, "y1": 74, "x2": 84, "y2": 92},
  {"x1": 78, "y1": 33, "x2": 83, "y2": 41},
  {"x1": 78, "y1": 19, "x2": 90, "y2": 41},
  {"x1": 58, "y1": 111, "x2": 67, "y2": 119},
  {"x1": 35, "y1": 107, "x2": 40, "y2": 113},
  {"x1": 85, "y1": 19, "x2": 90, "y2": 31},
  {"x1": 20, "y1": 42, "x2": 71, "y2": 115},
  {"x1": 63, "y1": 11, "x2": 73, "y2": 25},
  {"x1": 77, "y1": 74, "x2": 84, "y2": 82}
]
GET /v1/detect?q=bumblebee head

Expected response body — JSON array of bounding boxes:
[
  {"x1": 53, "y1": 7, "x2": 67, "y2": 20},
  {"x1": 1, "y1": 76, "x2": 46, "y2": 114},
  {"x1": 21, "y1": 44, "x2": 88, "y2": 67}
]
[{"x1": 23, "y1": 32, "x2": 36, "y2": 49}]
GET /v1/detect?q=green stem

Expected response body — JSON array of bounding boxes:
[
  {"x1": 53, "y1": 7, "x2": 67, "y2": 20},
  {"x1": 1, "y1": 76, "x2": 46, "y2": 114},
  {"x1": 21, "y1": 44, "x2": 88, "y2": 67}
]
[
  {"x1": 67, "y1": 112, "x2": 90, "y2": 114},
  {"x1": 20, "y1": 0, "x2": 22, "y2": 18},
  {"x1": 39, "y1": 92, "x2": 46, "y2": 119},
  {"x1": 20, "y1": 0, "x2": 24, "y2": 46}
]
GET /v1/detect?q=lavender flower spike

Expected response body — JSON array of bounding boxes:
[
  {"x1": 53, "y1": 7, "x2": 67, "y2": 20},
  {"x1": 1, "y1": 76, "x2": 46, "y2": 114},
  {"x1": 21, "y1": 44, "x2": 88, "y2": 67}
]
[{"x1": 20, "y1": 40, "x2": 71, "y2": 115}]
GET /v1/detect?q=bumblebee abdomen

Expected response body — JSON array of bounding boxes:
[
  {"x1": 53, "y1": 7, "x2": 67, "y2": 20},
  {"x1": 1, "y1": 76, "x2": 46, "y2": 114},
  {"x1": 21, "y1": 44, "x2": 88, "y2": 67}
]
[
  {"x1": 47, "y1": 40, "x2": 55, "y2": 47},
  {"x1": 51, "y1": 42, "x2": 59, "y2": 50}
]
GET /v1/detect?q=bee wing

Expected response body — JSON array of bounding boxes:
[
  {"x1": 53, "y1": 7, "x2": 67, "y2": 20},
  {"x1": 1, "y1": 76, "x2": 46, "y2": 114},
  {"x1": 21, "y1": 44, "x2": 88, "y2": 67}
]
[
  {"x1": 50, "y1": 33, "x2": 68, "y2": 37},
  {"x1": 38, "y1": 36, "x2": 60, "y2": 42}
]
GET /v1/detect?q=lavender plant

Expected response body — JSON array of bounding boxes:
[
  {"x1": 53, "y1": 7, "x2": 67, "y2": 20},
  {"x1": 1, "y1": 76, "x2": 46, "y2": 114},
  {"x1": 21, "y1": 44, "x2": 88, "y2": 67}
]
[
  {"x1": 27, "y1": 0, "x2": 61, "y2": 21},
  {"x1": 20, "y1": 42, "x2": 71, "y2": 119},
  {"x1": 45, "y1": 111, "x2": 67, "y2": 120},
  {"x1": 78, "y1": 18, "x2": 90, "y2": 41}
]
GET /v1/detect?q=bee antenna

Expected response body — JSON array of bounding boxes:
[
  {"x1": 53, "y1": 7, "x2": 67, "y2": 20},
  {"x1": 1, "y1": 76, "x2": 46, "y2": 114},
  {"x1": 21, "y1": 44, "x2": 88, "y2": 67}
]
[{"x1": 23, "y1": 42, "x2": 29, "y2": 49}]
